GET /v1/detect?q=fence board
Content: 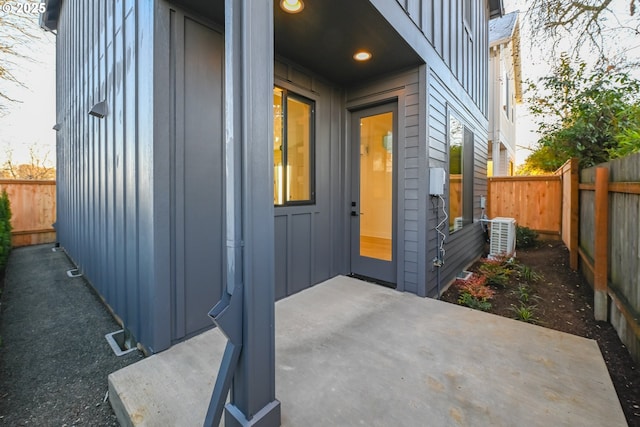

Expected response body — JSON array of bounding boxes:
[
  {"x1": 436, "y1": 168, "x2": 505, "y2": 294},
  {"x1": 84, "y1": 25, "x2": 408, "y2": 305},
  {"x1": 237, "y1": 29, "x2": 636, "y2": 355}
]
[{"x1": 0, "y1": 180, "x2": 57, "y2": 247}]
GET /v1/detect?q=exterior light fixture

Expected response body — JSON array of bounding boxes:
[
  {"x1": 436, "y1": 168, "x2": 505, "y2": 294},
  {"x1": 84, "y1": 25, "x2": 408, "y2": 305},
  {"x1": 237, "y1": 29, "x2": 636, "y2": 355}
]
[
  {"x1": 353, "y1": 50, "x2": 372, "y2": 61},
  {"x1": 280, "y1": 0, "x2": 304, "y2": 13},
  {"x1": 88, "y1": 100, "x2": 107, "y2": 118},
  {"x1": 52, "y1": 123, "x2": 61, "y2": 131}
]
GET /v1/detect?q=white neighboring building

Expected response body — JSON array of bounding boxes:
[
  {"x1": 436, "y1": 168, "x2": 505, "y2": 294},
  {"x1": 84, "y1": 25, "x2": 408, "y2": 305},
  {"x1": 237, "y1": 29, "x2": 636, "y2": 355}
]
[{"x1": 488, "y1": 11, "x2": 522, "y2": 176}]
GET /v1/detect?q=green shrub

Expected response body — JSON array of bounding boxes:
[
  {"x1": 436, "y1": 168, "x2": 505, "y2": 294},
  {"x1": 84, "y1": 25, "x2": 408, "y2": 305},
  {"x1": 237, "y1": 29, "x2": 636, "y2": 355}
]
[
  {"x1": 478, "y1": 257, "x2": 513, "y2": 288},
  {"x1": 0, "y1": 190, "x2": 12, "y2": 269},
  {"x1": 516, "y1": 226, "x2": 538, "y2": 249}
]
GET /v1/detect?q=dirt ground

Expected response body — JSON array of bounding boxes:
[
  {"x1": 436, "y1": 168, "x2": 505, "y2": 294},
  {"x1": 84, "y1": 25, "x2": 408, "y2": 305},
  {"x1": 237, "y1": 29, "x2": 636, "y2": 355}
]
[{"x1": 441, "y1": 240, "x2": 640, "y2": 426}]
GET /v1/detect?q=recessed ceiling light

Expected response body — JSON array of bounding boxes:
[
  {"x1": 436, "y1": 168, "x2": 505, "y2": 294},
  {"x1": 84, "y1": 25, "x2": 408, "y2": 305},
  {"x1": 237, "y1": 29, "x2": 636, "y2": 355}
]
[
  {"x1": 353, "y1": 51, "x2": 372, "y2": 61},
  {"x1": 281, "y1": 0, "x2": 304, "y2": 13}
]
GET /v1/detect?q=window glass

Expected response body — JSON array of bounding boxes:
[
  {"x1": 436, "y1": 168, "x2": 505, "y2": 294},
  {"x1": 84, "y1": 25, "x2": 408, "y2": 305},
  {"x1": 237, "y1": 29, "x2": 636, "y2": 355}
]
[
  {"x1": 287, "y1": 97, "x2": 311, "y2": 201},
  {"x1": 273, "y1": 88, "x2": 284, "y2": 205},
  {"x1": 273, "y1": 87, "x2": 314, "y2": 205},
  {"x1": 449, "y1": 115, "x2": 464, "y2": 232}
]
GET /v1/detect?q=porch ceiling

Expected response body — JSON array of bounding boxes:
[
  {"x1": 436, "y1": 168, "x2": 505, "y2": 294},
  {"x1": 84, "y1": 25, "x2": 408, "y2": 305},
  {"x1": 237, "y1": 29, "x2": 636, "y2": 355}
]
[
  {"x1": 274, "y1": 0, "x2": 423, "y2": 85},
  {"x1": 174, "y1": 0, "x2": 424, "y2": 86}
]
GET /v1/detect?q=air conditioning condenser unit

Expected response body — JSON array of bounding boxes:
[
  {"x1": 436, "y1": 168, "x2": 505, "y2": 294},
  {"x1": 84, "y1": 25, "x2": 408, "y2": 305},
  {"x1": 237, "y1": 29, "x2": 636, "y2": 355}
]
[{"x1": 489, "y1": 217, "x2": 516, "y2": 257}]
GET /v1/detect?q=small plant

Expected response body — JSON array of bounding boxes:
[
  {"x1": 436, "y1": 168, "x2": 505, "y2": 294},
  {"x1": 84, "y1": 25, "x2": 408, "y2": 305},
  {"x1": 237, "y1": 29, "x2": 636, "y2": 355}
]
[
  {"x1": 510, "y1": 303, "x2": 538, "y2": 323},
  {"x1": 478, "y1": 257, "x2": 513, "y2": 288},
  {"x1": 455, "y1": 273, "x2": 495, "y2": 312},
  {"x1": 455, "y1": 274, "x2": 494, "y2": 299},
  {"x1": 458, "y1": 292, "x2": 492, "y2": 311},
  {"x1": 516, "y1": 226, "x2": 538, "y2": 249},
  {"x1": 517, "y1": 264, "x2": 541, "y2": 282},
  {"x1": 512, "y1": 283, "x2": 541, "y2": 303}
]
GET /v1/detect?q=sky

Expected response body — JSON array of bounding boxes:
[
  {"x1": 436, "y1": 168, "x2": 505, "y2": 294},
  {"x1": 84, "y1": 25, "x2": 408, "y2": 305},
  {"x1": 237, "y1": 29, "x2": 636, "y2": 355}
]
[
  {"x1": 0, "y1": 1, "x2": 637, "y2": 168},
  {"x1": 0, "y1": 9, "x2": 56, "y2": 167}
]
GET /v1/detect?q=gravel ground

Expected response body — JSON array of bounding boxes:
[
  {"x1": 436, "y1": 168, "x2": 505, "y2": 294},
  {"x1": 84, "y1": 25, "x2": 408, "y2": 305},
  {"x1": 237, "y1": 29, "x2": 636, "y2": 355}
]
[{"x1": 0, "y1": 244, "x2": 143, "y2": 426}]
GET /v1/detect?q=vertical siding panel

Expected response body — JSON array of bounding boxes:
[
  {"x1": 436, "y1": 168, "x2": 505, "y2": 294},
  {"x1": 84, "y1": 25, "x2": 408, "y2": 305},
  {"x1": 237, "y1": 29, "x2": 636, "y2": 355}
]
[
  {"x1": 124, "y1": 0, "x2": 140, "y2": 341},
  {"x1": 114, "y1": 0, "x2": 127, "y2": 318},
  {"x1": 433, "y1": 0, "x2": 442, "y2": 57},
  {"x1": 98, "y1": 0, "x2": 107, "y2": 297},
  {"x1": 105, "y1": 0, "x2": 115, "y2": 307},
  {"x1": 171, "y1": 11, "x2": 186, "y2": 340},
  {"x1": 85, "y1": 0, "x2": 91, "y2": 282},
  {"x1": 457, "y1": 1, "x2": 463, "y2": 84},
  {"x1": 91, "y1": 1, "x2": 99, "y2": 287},
  {"x1": 424, "y1": 0, "x2": 433, "y2": 43},
  {"x1": 442, "y1": 0, "x2": 450, "y2": 66},
  {"x1": 450, "y1": 0, "x2": 457, "y2": 78},
  {"x1": 83, "y1": 1, "x2": 90, "y2": 276},
  {"x1": 75, "y1": 0, "x2": 80, "y2": 257},
  {"x1": 71, "y1": 0, "x2": 76, "y2": 257},
  {"x1": 86, "y1": 0, "x2": 93, "y2": 282},
  {"x1": 407, "y1": 0, "x2": 420, "y2": 29},
  {"x1": 147, "y1": 1, "x2": 172, "y2": 352}
]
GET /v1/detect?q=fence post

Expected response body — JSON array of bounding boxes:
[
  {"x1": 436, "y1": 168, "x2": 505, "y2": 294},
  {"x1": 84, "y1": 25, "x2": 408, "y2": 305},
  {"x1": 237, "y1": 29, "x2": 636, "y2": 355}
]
[
  {"x1": 487, "y1": 177, "x2": 492, "y2": 218},
  {"x1": 569, "y1": 158, "x2": 579, "y2": 270},
  {"x1": 594, "y1": 167, "x2": 609, "y2": 321}
]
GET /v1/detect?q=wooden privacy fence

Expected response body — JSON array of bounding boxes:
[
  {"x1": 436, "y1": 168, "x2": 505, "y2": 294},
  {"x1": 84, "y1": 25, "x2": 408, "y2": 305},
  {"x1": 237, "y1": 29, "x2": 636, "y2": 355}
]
[
  {"x1": 488, "y1": 158, "x2": 579, "y2": 268},
  {"x1": 489, "y1": 156, "x2": 640, "y2": 363},
  {"x1": 487, "y1": 175, "x2": 563, "y2": 238},
  {"x1": 0, "y1": 179, "x2": 57, "y2": 247},
  {"x1": 579, "y1": 154, "x2": 640, "y2": 363}
]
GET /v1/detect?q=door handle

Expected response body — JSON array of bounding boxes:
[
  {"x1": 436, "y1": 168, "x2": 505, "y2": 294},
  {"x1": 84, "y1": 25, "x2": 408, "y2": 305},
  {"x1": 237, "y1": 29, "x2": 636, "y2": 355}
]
[{"x1": 351, "y1": 211, "x2": 358, "y2": 216}]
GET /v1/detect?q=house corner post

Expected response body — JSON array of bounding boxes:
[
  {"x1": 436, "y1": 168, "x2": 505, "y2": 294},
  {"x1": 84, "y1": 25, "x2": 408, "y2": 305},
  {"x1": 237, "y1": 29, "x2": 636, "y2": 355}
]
[
  {"x1": 223, "y1": 0, "x2": 280, "y2": 426},
  {"x1": 594, "y1": 167, "x2": 609, "y2": 321}
]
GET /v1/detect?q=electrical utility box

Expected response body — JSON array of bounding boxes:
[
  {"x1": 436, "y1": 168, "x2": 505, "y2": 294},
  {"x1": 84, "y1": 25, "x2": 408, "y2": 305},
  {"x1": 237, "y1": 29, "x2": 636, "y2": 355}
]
[{"x1": 429, "y1": 167, "x2": 445, "y2": 196}]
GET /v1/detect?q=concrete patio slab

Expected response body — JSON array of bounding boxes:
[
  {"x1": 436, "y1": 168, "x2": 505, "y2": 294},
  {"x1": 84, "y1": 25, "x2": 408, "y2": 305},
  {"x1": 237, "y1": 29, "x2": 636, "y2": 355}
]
[{"x1": 109, "y1": 276, "x2": 626, "y2": 426}]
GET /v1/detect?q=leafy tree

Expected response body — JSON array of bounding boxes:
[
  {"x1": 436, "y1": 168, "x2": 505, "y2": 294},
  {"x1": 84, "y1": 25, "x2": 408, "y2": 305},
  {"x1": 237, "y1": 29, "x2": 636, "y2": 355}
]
[
  {"x1": 516, "y1": 146, "x2": 561, "y2": 175},
  {"x1": 524, "y1": 54, "x2": 640, "y2": 171},
  {"x1": 525, "y1": 0, "x2": 640, "y2": 61}
]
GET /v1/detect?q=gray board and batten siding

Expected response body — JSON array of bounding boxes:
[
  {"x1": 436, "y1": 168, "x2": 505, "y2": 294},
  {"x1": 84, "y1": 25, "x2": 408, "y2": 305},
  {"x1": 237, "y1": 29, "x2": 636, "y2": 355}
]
[
  {"x1": 50, "y1": 0, "x2": 496, "y2": 353},
  {"x1": 53, "y1": 1, "x2": 159, "y2": 350}
]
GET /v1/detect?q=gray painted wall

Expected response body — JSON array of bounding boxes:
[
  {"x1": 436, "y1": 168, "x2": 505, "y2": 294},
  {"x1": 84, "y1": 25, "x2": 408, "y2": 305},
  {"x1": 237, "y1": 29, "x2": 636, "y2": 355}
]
[
  {"x1": 273, "y1": 59, "x2": 347, "y2": 299},
  {"x1": 392, "y1": 0, "x2": 490, "y2": 117},
  {"x1": 426, "y1": 72, "x2": 488, "y2": 297},
  {"x1": 52, "y1": 0, "x2": 493, "y2": 352},
  {"x1": 54, "y1": 0, "x2": 158, "y2": 350},
  {"x1": 168, "y1": 11, "x2": 225, "y2": 342},
  {"x1": 372, "y1": 0, "x2": 491, "y2": 126}
]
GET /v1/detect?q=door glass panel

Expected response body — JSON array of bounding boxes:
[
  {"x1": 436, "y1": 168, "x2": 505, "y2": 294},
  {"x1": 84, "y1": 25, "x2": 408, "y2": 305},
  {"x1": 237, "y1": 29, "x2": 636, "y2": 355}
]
[{"x1": 359, "y1": 112, "x2": 393, "y2": 261}]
